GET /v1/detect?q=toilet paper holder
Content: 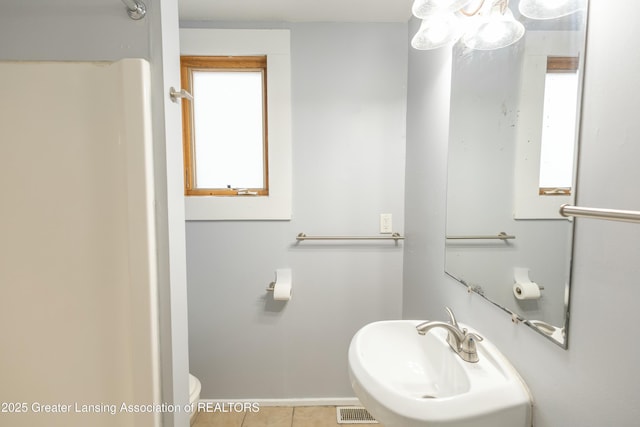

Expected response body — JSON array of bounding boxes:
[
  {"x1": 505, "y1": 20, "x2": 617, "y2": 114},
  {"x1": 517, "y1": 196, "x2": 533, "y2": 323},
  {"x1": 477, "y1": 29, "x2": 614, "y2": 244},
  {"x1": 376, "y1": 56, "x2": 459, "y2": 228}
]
[{"x1": 265, "y1": 268, "x2": 293, "y2": 301}]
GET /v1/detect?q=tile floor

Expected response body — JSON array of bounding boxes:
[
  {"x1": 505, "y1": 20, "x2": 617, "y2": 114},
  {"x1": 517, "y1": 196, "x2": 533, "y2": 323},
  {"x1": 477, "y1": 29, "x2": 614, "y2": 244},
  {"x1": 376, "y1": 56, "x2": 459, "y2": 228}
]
[{"x1": 192, "y1": 405, "x2": 382, "y2": 427}]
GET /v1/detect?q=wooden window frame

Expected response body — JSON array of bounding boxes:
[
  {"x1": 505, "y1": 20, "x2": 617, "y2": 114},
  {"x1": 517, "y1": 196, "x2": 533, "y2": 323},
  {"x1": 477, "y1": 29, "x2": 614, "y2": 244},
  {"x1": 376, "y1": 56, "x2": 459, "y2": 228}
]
[
  {"x1": 180, "y1": 55, "x2": 269, "y2": 196},
  {"x1": 546, "y1": 56, "x2": 579, "y2": 73}
]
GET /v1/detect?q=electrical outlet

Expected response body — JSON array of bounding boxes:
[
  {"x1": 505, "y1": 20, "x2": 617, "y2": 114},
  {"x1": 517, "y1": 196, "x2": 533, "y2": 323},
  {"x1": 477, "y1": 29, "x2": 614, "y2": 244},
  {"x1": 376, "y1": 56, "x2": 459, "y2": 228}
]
[{"x1": 380, "y1": 213, "x2": 393, "y2": 234}]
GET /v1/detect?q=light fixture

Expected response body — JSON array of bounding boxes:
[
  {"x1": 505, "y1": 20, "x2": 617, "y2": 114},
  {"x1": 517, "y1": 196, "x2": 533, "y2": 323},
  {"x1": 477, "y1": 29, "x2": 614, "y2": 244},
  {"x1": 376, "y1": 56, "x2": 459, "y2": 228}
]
[
  {"x1": 411, "y1": 12, "x2": 463, "y2": 50},
  {"x1": 411, "y1": 0, "x2": 525, "y2": 51},
  {"x1": 462, "y1": 5, "x2": 525, "y2": 50},
  {"x1": 518, "y1": 0, "x2": 586, "y2": 20}
]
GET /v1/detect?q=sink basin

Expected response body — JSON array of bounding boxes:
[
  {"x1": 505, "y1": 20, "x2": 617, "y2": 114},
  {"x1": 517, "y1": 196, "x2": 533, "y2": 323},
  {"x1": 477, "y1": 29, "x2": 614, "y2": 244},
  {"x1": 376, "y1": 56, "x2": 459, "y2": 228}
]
[{"x1": 348, "y1": 320, "x2": 532, "y2": 427}]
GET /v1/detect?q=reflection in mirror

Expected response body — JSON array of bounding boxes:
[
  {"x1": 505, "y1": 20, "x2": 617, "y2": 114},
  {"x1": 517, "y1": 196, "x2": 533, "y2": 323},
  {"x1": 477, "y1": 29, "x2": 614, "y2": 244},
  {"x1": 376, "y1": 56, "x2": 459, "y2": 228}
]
[
  {"x1": 444, "y1": 0, "x2": 589, "y2": 348},
  {"x1": 538, "y1": 56, "x2": 579, "y2": 196}
]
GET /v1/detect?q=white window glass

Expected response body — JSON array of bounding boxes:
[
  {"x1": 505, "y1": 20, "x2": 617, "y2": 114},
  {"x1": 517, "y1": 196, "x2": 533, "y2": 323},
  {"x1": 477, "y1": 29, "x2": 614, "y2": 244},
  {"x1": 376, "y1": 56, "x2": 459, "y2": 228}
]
[
  {"x1": 192, "y1": 70, "x2": 265, "y2": 189},
  {"x1": 538, "y1": 71, "x2": 579, "y2": 191}
]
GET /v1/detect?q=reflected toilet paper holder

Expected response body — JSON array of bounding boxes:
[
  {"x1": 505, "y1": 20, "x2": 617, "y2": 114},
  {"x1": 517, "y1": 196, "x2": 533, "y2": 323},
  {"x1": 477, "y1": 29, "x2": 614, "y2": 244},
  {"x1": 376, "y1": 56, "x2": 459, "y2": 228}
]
[
  {"x1": 514, "y1": 284, "x2": 545, "y2": 297},
  {"x1": 513, "y1": 267, "x2": 544, "y2": 300}
]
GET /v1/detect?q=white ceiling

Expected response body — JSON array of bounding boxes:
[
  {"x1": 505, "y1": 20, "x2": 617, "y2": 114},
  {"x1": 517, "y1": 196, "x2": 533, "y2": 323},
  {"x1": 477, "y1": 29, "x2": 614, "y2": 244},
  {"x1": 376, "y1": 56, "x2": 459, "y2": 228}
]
[{"x1": 178, "y1": 0, "x2": 414, "y2": 23}]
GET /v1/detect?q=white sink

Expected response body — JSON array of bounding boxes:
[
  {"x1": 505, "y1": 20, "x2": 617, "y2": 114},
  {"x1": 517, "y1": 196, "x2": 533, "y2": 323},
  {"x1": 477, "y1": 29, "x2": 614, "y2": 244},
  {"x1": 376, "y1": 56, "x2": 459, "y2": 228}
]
[{"x1": 348, "y1": 320, "x2": 532, "y2": 427}]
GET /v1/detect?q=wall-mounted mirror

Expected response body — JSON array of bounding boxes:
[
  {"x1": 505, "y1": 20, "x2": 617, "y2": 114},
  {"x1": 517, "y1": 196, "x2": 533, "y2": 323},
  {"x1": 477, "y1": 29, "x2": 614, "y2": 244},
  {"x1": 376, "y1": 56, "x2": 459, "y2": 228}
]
[{"x1": 445, "y1": 0, "x2": 589, "y2": 348}]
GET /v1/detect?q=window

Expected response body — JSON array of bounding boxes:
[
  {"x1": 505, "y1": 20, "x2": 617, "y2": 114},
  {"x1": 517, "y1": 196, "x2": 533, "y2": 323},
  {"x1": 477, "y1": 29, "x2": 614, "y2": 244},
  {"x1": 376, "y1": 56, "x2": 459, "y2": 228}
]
[
  {"x1": 181, "y1": 56, "x2": 269, "y2": 196},
  {"x1": 538, "y1": 56, "x2": 579, "y2": 196},
  {"x1": 179, "y1": 29, "x2": 292, "y2": 220}
]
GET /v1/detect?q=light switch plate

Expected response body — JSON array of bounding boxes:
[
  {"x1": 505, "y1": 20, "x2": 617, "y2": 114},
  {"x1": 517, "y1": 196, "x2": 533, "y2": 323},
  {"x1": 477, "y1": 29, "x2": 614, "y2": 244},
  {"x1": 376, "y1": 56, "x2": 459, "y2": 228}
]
[{"x1": 380, "y1": 213, "x2": 392, "y2": 234}]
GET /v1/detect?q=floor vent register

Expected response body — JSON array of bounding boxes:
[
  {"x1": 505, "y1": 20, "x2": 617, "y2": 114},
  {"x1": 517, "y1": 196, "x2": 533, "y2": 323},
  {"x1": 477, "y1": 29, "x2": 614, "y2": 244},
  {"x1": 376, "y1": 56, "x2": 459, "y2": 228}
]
[{"x1": 336, "y1": 406, "x2": 379, "y2": 424}]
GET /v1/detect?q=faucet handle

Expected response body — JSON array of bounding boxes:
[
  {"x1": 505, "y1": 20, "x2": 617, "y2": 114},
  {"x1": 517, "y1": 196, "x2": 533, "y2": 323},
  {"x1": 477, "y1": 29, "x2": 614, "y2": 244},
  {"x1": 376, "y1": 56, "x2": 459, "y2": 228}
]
[
  {"x1": 466, "y1": 331, "x2": 483, "y2": 342},
  {"x1": 445, "y1": 306, "x2": 458, "y2": 328},
  {"x1": 460, "y1": 332, "x2": 483, "y2": 363}
]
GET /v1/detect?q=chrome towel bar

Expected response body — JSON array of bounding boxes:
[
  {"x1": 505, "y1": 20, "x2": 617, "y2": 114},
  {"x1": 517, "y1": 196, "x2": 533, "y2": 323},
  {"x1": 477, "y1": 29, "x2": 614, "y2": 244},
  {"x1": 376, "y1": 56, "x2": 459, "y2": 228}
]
[
  {"x1": 559, "y1": 204, "x2": 640, "y2": 223},
  {"x1": 296, "y1": 232, "x2": 404, "y2": 242},
  {"x1": 446, "y1": 232, "x2": 515, "y2": 240}
]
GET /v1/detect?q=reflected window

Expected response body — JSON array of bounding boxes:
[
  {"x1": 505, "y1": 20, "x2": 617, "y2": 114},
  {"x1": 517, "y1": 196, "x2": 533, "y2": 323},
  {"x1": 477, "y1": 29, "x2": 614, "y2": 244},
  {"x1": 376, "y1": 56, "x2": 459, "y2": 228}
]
[{"x1": 538, "y1": 56, "x2": 579, "y2": 196}]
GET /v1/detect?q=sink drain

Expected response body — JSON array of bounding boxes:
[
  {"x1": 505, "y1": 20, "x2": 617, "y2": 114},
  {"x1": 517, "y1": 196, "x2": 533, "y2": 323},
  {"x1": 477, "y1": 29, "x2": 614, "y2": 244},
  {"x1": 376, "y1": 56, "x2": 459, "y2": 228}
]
[{"x1": 422, "y1": 395, "x2": 437, "y2": 399}]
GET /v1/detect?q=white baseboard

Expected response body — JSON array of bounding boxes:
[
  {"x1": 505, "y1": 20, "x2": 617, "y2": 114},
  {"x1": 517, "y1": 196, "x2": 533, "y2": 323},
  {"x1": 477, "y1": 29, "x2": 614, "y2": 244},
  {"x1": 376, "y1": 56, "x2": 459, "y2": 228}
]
[{"x1": 198, "y1": 397, "x2": 362, "y2": 407}]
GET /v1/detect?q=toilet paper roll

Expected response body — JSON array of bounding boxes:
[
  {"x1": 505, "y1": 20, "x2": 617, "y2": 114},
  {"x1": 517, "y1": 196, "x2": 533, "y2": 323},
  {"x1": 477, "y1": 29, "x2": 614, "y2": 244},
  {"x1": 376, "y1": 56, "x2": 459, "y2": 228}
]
[
  {"x1": 513, "y1": 282, "x2": 541, "y2": 300},
  {"x1": 273, "y1": 268, "x2": 292, "y2": 301}
]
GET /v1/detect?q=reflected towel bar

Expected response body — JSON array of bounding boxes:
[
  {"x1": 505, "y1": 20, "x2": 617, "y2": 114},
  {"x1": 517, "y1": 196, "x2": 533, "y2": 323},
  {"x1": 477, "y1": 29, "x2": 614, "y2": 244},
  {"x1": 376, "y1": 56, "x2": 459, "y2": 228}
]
[
  {"x1": 446, "y1": 232, "x2": 515, "y2": 240},
  {"x1": 559, "y1": 204, "x2": 640, "y2": 223},
  {"x1": 296, "y1": 232, "x2": 404, "y2": 242}
]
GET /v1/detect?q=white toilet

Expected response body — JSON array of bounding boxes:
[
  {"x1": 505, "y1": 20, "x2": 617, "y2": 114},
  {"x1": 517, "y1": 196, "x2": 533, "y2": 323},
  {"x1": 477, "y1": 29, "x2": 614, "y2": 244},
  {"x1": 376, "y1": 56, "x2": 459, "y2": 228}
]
[{"x1": 188, "y1": 374, "x2": 201, "y2": 424}]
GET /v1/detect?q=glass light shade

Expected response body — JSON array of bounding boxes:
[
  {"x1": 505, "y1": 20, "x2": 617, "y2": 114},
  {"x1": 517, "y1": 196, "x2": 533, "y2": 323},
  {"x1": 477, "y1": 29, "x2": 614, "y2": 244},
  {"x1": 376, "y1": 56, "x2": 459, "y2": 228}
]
[
  {"x1": 411, "y1": 14, "x2": 462, "y2": 50},
  {"x1": 461, "y1": 8, "x2": 525, "y2": 50},
  {"x1": 518, "y1": 0, "x2": 586, "y2": 20},
  {"x1": 412, "y1": 0, "x2": 474, "y2": 18}
]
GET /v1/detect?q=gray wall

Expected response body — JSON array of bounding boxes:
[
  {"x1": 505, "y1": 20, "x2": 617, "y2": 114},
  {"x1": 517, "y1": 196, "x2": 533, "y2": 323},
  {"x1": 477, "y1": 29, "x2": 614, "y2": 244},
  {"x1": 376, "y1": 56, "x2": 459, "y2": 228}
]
[
  {"x1": 403, "y1": 2, "x2": 640, "y2": 426},
  {"x1": 0, "y1": 0, "x2": 148, "y2": 61},
  {"x1": 185, "y1": 23, "x2": 408, "y2": 399}
]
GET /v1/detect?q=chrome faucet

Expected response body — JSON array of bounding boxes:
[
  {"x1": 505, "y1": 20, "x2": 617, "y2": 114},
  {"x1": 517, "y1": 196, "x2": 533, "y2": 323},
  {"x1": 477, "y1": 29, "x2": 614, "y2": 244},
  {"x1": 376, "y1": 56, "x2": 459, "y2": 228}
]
[{"x1": 416, "y1": 307, "x2": 483, "y2": 363}]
